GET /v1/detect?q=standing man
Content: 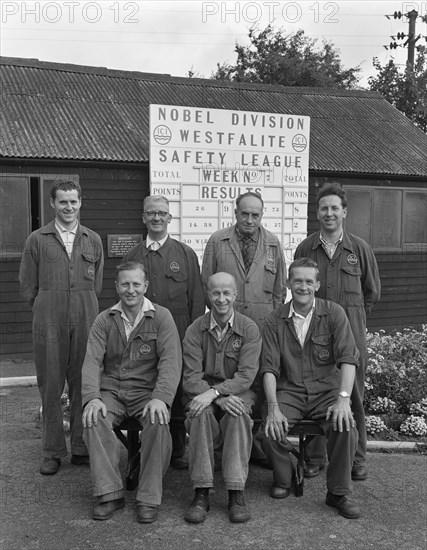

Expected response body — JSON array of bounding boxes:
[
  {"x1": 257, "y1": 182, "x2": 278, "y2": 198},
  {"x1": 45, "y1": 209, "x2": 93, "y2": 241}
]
[
  {"x1": 19, "y1": 180, "x2": 104, "y2": 475},
  {"x1": 202, "y1": 192, "x2": 286, "y2": 330},
  {"x1": 182, "y1": 273, "x2": 262, "y2": 524},
  {"x1": 82, "y1": 262, "x2": 181, "y2": 523},
  {"x1": 260, "y1": 258, "x2": 360, "y2": 519},
  {"x1": 124, "y1": 195, "x2": 205, "y2": 469},
  {"x1": 202, "y1": 191, "x2": 286, "y2": 466},
  {"x1": 294, "y1": 182, "x2": 380, "y2": 481}
]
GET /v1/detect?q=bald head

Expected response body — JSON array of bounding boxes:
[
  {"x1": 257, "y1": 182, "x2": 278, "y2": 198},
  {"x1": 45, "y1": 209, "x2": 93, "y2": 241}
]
[
  {"x1": 207, "y1": 272, "x2": 237, "y2": 292},
  {"x1": 207, "y1": 272, "x2": 237, "y2": 323}
]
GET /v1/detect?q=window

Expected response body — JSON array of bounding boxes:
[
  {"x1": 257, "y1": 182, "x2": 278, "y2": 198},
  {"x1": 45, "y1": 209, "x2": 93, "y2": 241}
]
[
  {"x1": 344, "y1": 186, "x2": 427, "y2": 251},
  {"x1": 0, "y1": 174, "x2": 79, "y2": 259}
]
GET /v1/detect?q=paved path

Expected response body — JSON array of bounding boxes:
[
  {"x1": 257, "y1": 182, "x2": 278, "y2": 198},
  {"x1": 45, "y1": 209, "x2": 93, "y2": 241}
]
[{"x1": 1, "y1": 383, "x2": 426, "y2": 550}]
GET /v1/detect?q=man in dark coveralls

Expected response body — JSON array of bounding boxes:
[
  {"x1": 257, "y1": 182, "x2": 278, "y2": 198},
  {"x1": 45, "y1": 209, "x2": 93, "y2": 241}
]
[
  {"x1": 19, "y1": 180, "x2": 104, "y2": 475},
  {"x1": 124, "y1": 195, "x2": 205, "y2": 468},
  {"x1": 259, "y1": 258, "x2": 360, "y2": 519},
  {"x1": 294, "y1": 182, "x2": 380, "y2": 481},
  {"x1": 82, "y1": 262, "x2": 181, "y2": 523}
]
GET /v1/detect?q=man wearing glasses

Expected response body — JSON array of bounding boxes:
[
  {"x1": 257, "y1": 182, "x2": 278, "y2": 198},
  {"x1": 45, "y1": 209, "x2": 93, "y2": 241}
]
[{"x1": 124, "y1": 195, "x2": 205, "y2": 469}]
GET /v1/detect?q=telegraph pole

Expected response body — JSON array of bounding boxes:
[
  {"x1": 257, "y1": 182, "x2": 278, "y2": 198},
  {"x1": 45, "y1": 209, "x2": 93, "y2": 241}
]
[
  {"x1": 407, "y1": 9, "x2": 418, "y2": 68},
  {"x1": 385, "y1": 9, "x2": 426, "y2": 69}
]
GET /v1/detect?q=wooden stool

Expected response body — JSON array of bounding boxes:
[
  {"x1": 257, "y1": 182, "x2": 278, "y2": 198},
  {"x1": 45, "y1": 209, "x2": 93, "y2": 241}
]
[
  {"x1": 287, "y1": 420, "x2": 324, "y2": 496},
  {"x1": 113, "y1": 416, "x2": 185, "y2": 490}
]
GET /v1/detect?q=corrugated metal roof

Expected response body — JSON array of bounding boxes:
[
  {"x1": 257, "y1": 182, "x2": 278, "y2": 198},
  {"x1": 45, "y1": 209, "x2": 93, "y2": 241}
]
[{"x1": 1, "y1": 57, "x2": 426, "y2": 176}]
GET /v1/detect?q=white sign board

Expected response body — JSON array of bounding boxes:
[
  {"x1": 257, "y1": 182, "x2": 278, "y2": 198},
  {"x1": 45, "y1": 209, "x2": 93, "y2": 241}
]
[{"x1": 149, "y1": 104, "x2": 310, "y2": 263}]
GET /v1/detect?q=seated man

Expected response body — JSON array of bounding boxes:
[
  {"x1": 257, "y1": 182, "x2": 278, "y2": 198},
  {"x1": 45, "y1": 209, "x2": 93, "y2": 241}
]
[
  {"x1": 182, "y1": 272, "x2": 262, "y2": 524},
  {"x1": 259, "y1": 258, "x2": 361, "y2": 519},
  {"x1": 81, "y1": 261, "x2": 181, "y2": 524}
]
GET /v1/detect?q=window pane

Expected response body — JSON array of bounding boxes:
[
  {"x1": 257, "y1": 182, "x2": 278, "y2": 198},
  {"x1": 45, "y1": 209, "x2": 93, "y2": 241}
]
[
  {"x1": 404, "y1": 192, "x2": 427, "y2": 244},
  {"x1": 0, "y1": 176, "x2": 30, "y2": 257},
  {"x1": 373, "y1": 189, "x2": 401, "y2": 248},
  {"x1": 344, "y1": 188, "x2": 371, "y2": 243}
]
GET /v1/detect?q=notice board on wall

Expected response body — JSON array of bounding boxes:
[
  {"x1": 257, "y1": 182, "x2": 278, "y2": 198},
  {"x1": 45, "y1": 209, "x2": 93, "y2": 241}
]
[{"x1": 149, "y1": 104, "x2": 310, "y2": 264}]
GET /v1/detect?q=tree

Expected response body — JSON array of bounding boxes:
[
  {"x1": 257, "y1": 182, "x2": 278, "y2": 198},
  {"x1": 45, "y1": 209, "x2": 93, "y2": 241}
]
[
  {"x1": 368, "y1": 45, "x2": 427, "y2": 132},
  {"x1": 211, "y1": 26, "x2": 361, "y2": 89}
]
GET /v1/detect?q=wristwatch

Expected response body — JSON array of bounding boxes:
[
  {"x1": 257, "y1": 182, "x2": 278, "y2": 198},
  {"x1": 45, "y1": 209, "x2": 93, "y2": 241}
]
[
  {"x1": 338, "y1": 391, "x2": 351, "y2": 399},
  {"x1": 211, "y1": 387, "x2": 221, "y2": 397}
]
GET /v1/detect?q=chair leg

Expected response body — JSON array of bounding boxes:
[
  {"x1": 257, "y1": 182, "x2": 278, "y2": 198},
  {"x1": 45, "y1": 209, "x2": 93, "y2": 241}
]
[
  {"x1": 126, "y1": 430, "x2": 141, "y2": 491},
  {"x1": 294, "y1": 433, "x2": 305, "y2": 497}
]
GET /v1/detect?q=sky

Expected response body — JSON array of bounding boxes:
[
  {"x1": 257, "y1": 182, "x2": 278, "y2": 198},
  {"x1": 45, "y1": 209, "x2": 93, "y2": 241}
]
[{"x1": 1, "y1": 1, "x2": 426, "y2": 87}]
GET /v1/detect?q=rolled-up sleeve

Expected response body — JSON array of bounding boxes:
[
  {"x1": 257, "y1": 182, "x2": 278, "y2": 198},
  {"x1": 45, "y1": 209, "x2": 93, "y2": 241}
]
[
  {"x1": 331, "y1": 303, "x2": 360, "y2": 368},
  {"x1": 81, "y1": 313, "x2": 108, "y2": 406},
  {"x1": 259, "y1": 313, "x2": 281, "y2": 379},
  {"x1": 152, "y1": 308, "x2": 182, "y2": 407}
]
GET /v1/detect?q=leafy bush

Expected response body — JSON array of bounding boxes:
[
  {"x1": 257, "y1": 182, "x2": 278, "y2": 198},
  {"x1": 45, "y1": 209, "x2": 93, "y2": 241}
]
[
  {"x1": 365, "y1": 326, "x2": 427, "y2": 438},
  {"x1": 399, "y1": 416, "x2": 427, "y2": 437},
  {"x1": 409, "y1": 398, "x2": 427, "y2": 418},
  {"x1": 365, "y1": 415, "x2": 387, "y2": 435}
]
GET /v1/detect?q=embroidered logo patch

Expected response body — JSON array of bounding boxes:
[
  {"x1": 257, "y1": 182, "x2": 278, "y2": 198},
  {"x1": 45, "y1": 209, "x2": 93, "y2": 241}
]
[
  {"x1": 139, "y1": 344, "x2": 151, "y2": 355},
  {"x1": 87, "y1": 265, "x2": 95, "y2": 277},
  {"x1": 267, "y1": 253, "x2": 275, "y2": 266},
  {"x1": 319, "y1": 349, "x2": 330, "y2": 360},
  {"x1": 347, "y1": 254, "x2": 358, "y2": 265},
  {"x1": 232, "y1": 338, "x2": 242, "y2": 350},
  {"x1": 170, "y1": 261, "x2": 180, "y2": 272}
]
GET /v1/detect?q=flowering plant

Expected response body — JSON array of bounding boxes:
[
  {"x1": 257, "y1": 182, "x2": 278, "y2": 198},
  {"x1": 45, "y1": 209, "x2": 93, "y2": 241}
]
[{"x1": 364, "y1": 325, "x2": 427, "y2": 440}]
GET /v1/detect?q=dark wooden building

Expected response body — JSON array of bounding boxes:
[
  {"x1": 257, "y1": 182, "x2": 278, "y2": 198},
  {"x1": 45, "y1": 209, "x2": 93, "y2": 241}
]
[{"x1": 1, "y1": 57, "x2": 426, "y2": 356}]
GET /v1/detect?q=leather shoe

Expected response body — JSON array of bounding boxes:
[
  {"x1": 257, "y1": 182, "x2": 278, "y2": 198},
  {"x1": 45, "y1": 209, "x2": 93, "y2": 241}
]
[
  {"x1": 92, "y1": 498, "x2": 125, "y2": 520},
  {"x1": 136, "y1": 505, "x2": 158, "y2": 523},
  {"x1": 351, "y1": 464, "x2": 368, "y2": 481},
  {"x1": 228, "y1": 490, "x2": 250, "y2": 523},
  {"x1": 40, "y1": 458, "x2": 61, "y2": 475},
  {"x1": 184, "y1": 488, "x2": 210, "y2": 523},
  {"x1": 270, "y1": 483, "x2": 290, "y2": 499},
  {"x1": 326, "y1": 492, "x2": 360, "y2": 519},
  {"x1": 304, "y1": 464, "x2": 325, "y2": 478},
  {"x1": 170, "y1": 456, "x2": 189, "y2": 470},
  {"x1": 71, "y1": 454, "x2": 90, "y2": 466}
]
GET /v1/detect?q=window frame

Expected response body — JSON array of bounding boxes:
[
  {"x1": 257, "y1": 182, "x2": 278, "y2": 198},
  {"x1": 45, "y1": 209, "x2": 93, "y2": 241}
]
[
  {"x1": 0, "y1": 173, "x2": 80, "y2": 260},
  {"x1": 344, "y1": 185, "x2": 427, "y2": 253}
]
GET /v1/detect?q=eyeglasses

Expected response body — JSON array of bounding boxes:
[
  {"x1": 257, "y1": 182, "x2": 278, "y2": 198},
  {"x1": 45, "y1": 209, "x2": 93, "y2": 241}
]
[{"x1": 144, "y1": 211, "x2": 169, "y2": 219}]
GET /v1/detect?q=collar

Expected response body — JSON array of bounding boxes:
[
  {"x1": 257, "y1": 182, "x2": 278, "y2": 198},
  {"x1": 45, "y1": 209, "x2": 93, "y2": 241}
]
[
  {"x1": 146, "y1": 234, "x2": 168, "y2": 249},
  {"x1": 210, "y1": 310, "x2": 235, "y2": 331},
  {"x1": 111, "y1": 297, "x2": 155, "y2": 317},
  {"x1": 235, "y1": 226, "x2": 258, "y2": 242},
  {"x1": 312, "y1": 230, "x2": 355, "y2": 253},
  {"x1": 55, "y1": 219, "x2": 78, "y2": 234},
  {"x1": 288, "y1": 299, "x2": 316, "y2": 319},
  {"x1": 42, "y1": 219, "x2": 88, "y2": 236},
  {"x1": 319, "y1": 232, "x2": 343, "y2": 246}
]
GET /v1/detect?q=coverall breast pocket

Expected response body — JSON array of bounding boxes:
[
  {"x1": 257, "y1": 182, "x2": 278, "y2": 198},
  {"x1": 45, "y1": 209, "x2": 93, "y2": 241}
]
[
  {"x1": 81, "y1": 251, "x2": 99, "y2": 280},
  {"x1": 311, "y1": 334, "x2": 334, "y2": 365},
  {"x1": 133, "y1": 333, "x2": 158, "y2": 362},
  {"x1": 340, "y1": 265, "x2": 362, "y2": 294},
  {"x1": 166, "y1": 271, "x2": 188, "y2": 300},
  {"x1": 263, "y1": 265, "x2": 277, "y2": 293}
]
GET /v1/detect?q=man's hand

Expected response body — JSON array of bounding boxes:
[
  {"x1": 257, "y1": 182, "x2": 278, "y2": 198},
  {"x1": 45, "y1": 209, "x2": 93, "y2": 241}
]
[
  {"x1": 264, "y1": 404, "x2": 289, "y2": 442},
  {"x1": 142, "y1": 398, "x2": 170, "y2": 425},
  {"x1": 187, "y1": 389, "x2": 217, "y2": 417},
  {"x1": 216, "y1": 395, "x2": 246, "y2": 417},
  {"x1": 82, "y1": 398, "x2": 107, "y2": 428},
  {"x1": 326, "y1": 398, "x2": 355, "y2": 432}
]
